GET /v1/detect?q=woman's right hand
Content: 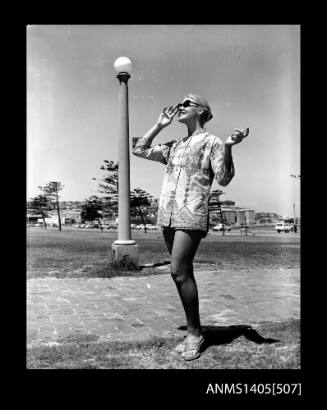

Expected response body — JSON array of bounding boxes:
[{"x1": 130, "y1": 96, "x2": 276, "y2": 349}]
[{"x1": 156, "y1": 105, "x2": 178, "y2": 128}]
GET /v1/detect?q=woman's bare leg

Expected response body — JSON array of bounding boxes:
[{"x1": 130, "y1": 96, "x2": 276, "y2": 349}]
[
  {"x1": 162, "y1": 228, "x2": 175, "y2": 256},
  {"x1": 164, "y1": 230, "x2": 203, "y2": 336},
  {"x1": 163, "y1": 229, "x2": 204, "y2": 359}
]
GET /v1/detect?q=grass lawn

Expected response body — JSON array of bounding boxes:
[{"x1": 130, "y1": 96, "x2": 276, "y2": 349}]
[
  {"x1": 27, "y1": 228, "x2": 300, "y2": 278},
  {"x1": 26, "y1": 318, "x2": 300, "y2": 369}
]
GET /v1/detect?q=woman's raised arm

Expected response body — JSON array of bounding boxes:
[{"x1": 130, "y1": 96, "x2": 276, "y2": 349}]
[{"x1": 132, "y1": 106, "x2": 178, "y2": 164}]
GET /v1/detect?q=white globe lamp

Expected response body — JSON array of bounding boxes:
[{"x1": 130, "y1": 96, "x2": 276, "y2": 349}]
[{"x1": 114, "y1": 56, "x2": 132, "y2": 75}]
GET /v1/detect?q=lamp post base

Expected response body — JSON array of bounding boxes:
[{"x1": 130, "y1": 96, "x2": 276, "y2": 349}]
[
  {"x1": 112, "y1": 243, "x2": 139, "y2": 267},
  {"x1": 114, "y1": 239, "x2": 135, "y2": 245}
]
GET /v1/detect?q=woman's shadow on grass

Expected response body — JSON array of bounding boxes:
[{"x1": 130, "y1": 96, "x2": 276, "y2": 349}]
[
  {"x1": 178, "y1": 324, "x2": 279, "y2": 352},
  {"x1": 139, "y1": 261, "x2": 171, "y2": 269}
]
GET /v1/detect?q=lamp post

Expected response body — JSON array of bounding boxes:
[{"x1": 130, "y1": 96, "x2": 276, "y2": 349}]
[
  {"x1": 111, "y1": 57, "x2": 139, "y2": 266},
  {"x1": 290, "y1": 174, "x2": 300, "y2": 229}
]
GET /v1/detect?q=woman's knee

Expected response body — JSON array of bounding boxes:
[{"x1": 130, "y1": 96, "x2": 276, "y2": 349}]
[{"x1": 170, "y1": 261, "x2": 193, "y2": 283}]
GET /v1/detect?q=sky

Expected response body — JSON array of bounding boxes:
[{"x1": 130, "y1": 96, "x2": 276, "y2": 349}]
[{"x1": 27, "y1": 25, "x2": 300, "y2": 217}]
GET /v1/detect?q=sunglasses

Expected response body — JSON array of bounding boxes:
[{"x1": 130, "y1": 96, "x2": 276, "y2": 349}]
[{"x1": 177, "y1": 100, "x2": 206, "y2": 109}]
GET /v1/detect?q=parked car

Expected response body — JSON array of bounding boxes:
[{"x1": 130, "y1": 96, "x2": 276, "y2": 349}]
[
  {"x1": 212, "y1": 223, "x2": 231, "y2": 231},
  {"x1": 106, "y1": 224, "x2": 117, "y2": 229},
  {"x1": 275, "y1": 222, "x2": 292, "y2": 233},
  {"x1": 145, "y1": 224, "x2": 158, "y2": 230}
]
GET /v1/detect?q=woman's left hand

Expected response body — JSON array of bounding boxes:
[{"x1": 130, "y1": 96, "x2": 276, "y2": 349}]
[{"x1": 225, "y1": 128, "x2": 249, "y2": 146}]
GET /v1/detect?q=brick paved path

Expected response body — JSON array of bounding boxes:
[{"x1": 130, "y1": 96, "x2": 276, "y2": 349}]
[{"x1": 27, "y1": 267, "x2": 300, "y2": 347}]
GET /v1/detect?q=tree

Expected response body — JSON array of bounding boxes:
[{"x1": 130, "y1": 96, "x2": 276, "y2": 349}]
[
  {"x1": 29, "y1": 195, "x2": 50, "y2": 229},
  {"x1": 39, "y1": 182, "x2": 65, "y2": 231},
  {"x1": 93, "y1": 160, "x2": 119, "y2": 217},
  {"x1": 130, "y1": 188, "x2": 153, "y2": 233},
  {"x1": 81, "y1": 196, "x2": 104, "y2": 231},
  {"x1": 95, "y1": 161, "x2": 155, "y2": 232}
]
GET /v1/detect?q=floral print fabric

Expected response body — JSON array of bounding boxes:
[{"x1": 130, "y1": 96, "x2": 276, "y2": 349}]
[{"x1": 133, "y1": 131, "x2": 235, "y2": 233}]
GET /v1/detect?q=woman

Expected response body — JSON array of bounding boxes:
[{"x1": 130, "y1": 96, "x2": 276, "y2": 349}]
[{"x1": 133, "y1": 94, "x2": 248, "y2": 360}]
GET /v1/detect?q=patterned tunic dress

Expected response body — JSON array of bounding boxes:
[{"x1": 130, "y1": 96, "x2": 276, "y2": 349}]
[{"x1": 133, "y1": 131, "x2": 235, "y2": 236}]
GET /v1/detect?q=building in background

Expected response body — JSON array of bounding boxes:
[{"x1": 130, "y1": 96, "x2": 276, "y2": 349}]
[
  {"x1": 254, "y1": 212, "x2": 282, "y2": 224},
  {"x1": 236, "y1": 208, "x2": 255, "y2": 226},
  {"x1": 220, "y1": 207, "x2": 237, "y2": 225},
  {"x1": 210, "y1": 206, "x2": 255, "y2": 226},
  {"x1": 209, "y1": 199, "x2": 256, "y2": 226},
  {"x1": 26, "y1": 214, "x2": 44, "y2": 225}
]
